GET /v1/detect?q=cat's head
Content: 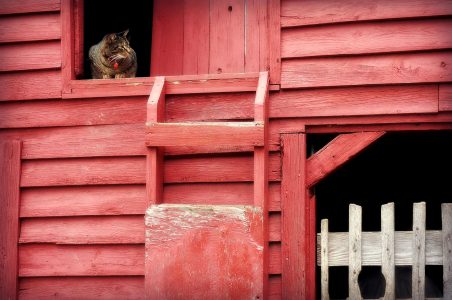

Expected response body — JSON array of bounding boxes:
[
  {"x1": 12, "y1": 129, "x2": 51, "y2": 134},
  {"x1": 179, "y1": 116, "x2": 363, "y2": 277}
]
[{"x1": 101, "y1": 29, "x2": 133, "y2": 62}]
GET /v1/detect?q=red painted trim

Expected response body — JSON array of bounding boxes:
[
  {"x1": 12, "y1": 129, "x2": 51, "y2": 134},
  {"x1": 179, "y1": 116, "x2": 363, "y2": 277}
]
[
  {"x1": 0, "y1": 141, "x2": 21, "y2": 299},
  {"x1": 281, "y1": 133, "x2": 310, "y2": 299},
  {"x1": 306, "y1": 132, "x2": 385, "y2": 188},
  {"x1": 268, "y1": 0, "x2": 281, "y2": 84},
  {"x1": 61, "y1": 0, "x2": 74, "y2": 94}
]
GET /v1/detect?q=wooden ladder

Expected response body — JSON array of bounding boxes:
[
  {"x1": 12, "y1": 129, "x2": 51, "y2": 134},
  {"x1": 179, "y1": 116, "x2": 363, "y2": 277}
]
[{"x1": 144, "y1": 71, "x2": 269, "y2": 209}]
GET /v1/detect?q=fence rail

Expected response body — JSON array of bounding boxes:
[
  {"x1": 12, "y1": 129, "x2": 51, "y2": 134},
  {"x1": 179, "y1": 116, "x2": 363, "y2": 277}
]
[{"x1": 317, "y1": 202, "x2": 452, "y2": 300}]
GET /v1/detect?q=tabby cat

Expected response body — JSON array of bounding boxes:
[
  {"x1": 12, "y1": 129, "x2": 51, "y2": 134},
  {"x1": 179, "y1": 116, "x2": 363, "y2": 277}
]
[{"x1": 89, "y1": 29, "x2": 137, "y2": 79}]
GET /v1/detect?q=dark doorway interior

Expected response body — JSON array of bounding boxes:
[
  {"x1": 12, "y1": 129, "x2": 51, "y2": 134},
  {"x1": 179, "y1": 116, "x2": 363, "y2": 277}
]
[{"x1": 309, "y1": 131, "x2": 452, "y2": 299}]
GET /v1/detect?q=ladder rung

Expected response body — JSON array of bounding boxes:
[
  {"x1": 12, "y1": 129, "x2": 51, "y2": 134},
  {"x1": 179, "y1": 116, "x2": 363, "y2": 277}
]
[{"x1": 146, "y1": 122, "x2": 264, "y2": 147}]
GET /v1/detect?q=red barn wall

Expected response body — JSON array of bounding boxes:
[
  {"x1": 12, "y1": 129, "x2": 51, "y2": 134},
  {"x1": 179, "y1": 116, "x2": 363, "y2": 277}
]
[{"x1": 0, "y1": 0, "x2": 451, "y2": 299}]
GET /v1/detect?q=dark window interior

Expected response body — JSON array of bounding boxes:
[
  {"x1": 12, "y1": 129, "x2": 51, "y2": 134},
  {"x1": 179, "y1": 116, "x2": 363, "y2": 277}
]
[
  {"x1": 83, "y1": 0, "x2": 153, "y2": 78},
  {"x1": 309, "y1": 131, "x2": 452, "y2": 299}
]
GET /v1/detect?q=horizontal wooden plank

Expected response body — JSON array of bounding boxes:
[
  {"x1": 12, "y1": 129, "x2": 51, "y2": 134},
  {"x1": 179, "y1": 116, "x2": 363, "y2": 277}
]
[
  {"x1": 146, "y1": 122, "x2": 264, "y2": 147},
  {"x1": 282, "y1": 18, "x2": 452, "y2": 58},
  {"x1": 0, "y1": 41, "x2": 61, "y2": 72},
  {"x1": 270, "y1": 84, "x2": 439, "y2": 118},
  {"x1": 0, "y1": 84, "x2": 440, "y2": 129},
  {"x1": 20, "y1": 242, "x2": 280, "y2": 277},
  {"x1": 439, "y1": 83, "x2": 452, "y2": 111},
  {"x1": 316, "y1": 231, "x2": 443, "y2": 266},
  {"x1": 19, "y1": 277, "x2": 144, "y2": 300},
  {"x1": 20, "y1": 183, "x2": 281, "y2": 218},
  {"x1": 19, "y1": 244, "x2": 144, "y2": 276},
  {"x1": 0, "y1": 13, "x2": 60, "y2": 43},
  {"x1": 0, "y1": 0, "x2": 60, "y2": 15},
  {"x1": 20, "y1": 154, "x2": 281, "y2": 187},
  {"x1": 281, "y1": 0, "x2": 452, "y2": 27},
  {"x1": 0, "y1": 96, "x2": 147, "y2": 129},
  {"x1": 269, "y1": 242, "x2": 281, "y2": 274},
  {"x1": 20, "y1": 216, "x2": 145, "y2": 244},
  {"x1": 281, "y1": 51, "x2": 452, "y2": 88},
  {"x1": 269, "y1": 213, "x2": 281, "y2": 242},
  {"x1": 0, "y1": 70, "x2": 61, "y2": 101},
  {"x1": 268, "y1": 275, "x2": 282, "y2": 300}
]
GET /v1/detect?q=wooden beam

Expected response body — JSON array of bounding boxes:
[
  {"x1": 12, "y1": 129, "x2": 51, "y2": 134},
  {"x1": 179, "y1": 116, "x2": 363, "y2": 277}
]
[
  {"x1": 146, "y1": 76, "x2": 165, "y2": 206},
  {"x1": 281, "y1": 133, "x2": 309, "y2": 299},
  {"x1": 306, "y1": 131, "x2": 385, "y2": 188},
  {"x1": 0, "y1": 141, "x2": 21, "y2": 299},
  {"x1": 146, "y1": 122, "x2": 264, "y2": 147}
]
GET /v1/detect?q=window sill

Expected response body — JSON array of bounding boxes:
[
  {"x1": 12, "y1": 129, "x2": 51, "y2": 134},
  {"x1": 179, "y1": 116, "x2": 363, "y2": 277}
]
[{"x1": 61, "y1": 72, "x2": 276, "y2": 99}]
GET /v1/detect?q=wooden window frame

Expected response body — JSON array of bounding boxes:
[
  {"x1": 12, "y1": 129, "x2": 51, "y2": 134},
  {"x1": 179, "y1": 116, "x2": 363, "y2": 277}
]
[{"x1": 61, "y1": 0, "x2": 156, "y2": 99}]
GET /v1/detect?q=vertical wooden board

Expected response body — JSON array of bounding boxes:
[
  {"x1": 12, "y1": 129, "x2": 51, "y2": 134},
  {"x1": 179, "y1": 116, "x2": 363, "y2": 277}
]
[
  {"x1": 151, "y1": 0, "x2": 184, "y2": 75},
  {"x1": 145, "y1": 204, "x2": 263, "y2": 299},
  {"x1": 442, "y1": 203, "x2": 452, "y2": 297},
  {"x1": 306, "y1": 194, "x2": 316, "y2": 299},
  {"x1": 348, "y1": 204, "x2": 362, "y2": 300},
  {"x1": 183, "y1": 0, "x2": 210, "y2": 74},
  {"x1": 281, "y1": 133, "x2": 308, "y2": 299},
  {"x1": 412, "y1": 202, "x2": 426, "y2": 300},
  {"x1": 268, "y1": 0, "x2": 280, "y2": 84},
  {"x1": 19, "y1": 277, "x2": 145, "y2": 300},
  {"x1": 320, "y1": 219, "x2": 329, "y2": 300},
  {"x1": 245, "y1": 0, "x2": 267, "y2": 73},
  {"x1": 209, "y1": 0, "x2": 245, "y2": 73},
  {"x1": 381, "y1": 202, "x2": 395, "y2": 300},
  {"x1": 0, "y1": 141, "x2": 21, "y2": 300},
  {"x1": 439, "y1": 83, "x2": 452, "y2": 112}
]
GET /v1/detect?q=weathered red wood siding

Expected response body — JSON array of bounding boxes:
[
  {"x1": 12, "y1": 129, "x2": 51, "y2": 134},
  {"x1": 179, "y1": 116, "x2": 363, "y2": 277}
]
[{"x1": 0, "y1": 0, "x2": 451, "y2": 299}]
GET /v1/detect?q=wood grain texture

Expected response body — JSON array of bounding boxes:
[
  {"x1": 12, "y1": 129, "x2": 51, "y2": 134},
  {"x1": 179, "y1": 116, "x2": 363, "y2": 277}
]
[
  {"x1": 271, "y1": 84, "x2": 439, "y2": 118},
  {"x1": 20, "y1": 216, "x2": 145, "y2": 244},
  {"x1": 19, "y1": 244, "x2": 144, "y2": 276},
  {"x1": 306, "y1": 132, "x2": 385, "y2": 188},
  {"x1": 0, "y1": 96, "x2": 147, "y2": 129},
  {"x1": 281, "y1": 51, "x2": 452, "y2": 89},
  {"x1": 20, "y1": 185, "x2": 147, "y2": 217},
  {"x1": 0, "y1": 70, "x2": 61, "y2": 101},
  {"x1": 442, "y1": 203, "x2": 452, "y2": 297},
  {"x1": 0, "y1": 0, "x2": 60, "y2": 15},
  {"x1": 146, "y1": 122, "x2": 264, "y2": 147},
  {"x1": 282, "y1": 18, "x2": 452, "y2": 58},
  {"x1": 268, "y1": 0, "x2": 281, "y2": 84},
  {"x1": 151, "y1": 0, "x2": 184, "y2": 75},
  {"x1": 20, "y1": 154, "x2": 281, "y2": 187},
  {"x1": 183, "y1": 0, "x2": 210, "y2": 74},
  {"x1": 269, "y1": 242, "x2": 281, "y2": 274},
  {"x1": 0, "y1": 141, "x2": 21, "y2": 300},
  {"x1": 0, "y1": 13, "x2": 60, "y2": 43},
  {"x1": 439, "y1": 83, "x2": 452, "y2": 112},
  {"x1": 0, "y1": 40, "x2": 61, "y2": 72},
  {"x1": 19, "y1": 277, "x2": 144, "y2": 300},
  {"x1": 20, "y1": 183, "x2": 281, "y2": 217},
  {"x1": 281, "y1": 0, "x2": 452, "y2": 27},
  {"x1": 209, "y1": 0, "x2": 245, "y2": 73},
  {"x1": 348, "y1": 204, "x2": 362, "y2": 300},
  {"x1": 412, "y1": 202, "x2": 426, "y2": 300},
  {"x1": 245, "y1": 0, "x2": 268, "y2": 73},
  {"x1": 281, "y1": 133, "x2": 308, "y2": 299},
  {"x1": 316, "y1": 231, "x2": 443, "y2": 266},
  {"x1": 268, "y1": 275, "x2": 282, "y2": 300},
  {"x1": 145, "y1": 205, "x2": 263, "y2": 299},
  {"x1": 381, "y1": 203, "x2": 395, "y2": 300},
  {"x1": 320, "y1": 219, "x2": 329, "y2": 300}
]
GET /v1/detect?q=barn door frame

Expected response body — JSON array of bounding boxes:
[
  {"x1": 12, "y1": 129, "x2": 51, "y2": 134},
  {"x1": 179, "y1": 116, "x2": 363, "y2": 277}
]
[{"x1": 280, "y1": 131, "x2": 385, "y2": 299}]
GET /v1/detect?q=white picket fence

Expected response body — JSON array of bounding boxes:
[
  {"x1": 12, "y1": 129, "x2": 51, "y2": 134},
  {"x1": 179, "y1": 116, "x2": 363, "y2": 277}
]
[{"x1": 317, "y1": 202, "x2": 452, "y2": 300}]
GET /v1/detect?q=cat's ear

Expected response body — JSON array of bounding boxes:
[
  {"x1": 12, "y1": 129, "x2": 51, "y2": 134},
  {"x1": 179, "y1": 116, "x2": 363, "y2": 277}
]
[{"x1": 120, "y1": 29, "x2": 130, "y2": 41}]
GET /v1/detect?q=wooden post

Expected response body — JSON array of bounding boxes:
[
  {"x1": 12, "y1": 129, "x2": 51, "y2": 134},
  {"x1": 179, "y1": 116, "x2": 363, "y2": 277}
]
[
  {"x1": 442, "y1": 203, "x2": 452, "y2": 297},
  {"x1": 381, "y1": 202, "x2": 395, "y2": 300},
  {"x1": 349, "y1": 204, "x2": 362, "y2": 300},
  {"x1": 281, "y1": 133, "x2": 308, "y2": 299},
  {"x1": 320, "y1": 219, "x2": 329, "y2": 300},
  {"x1": 412, "y1": 202, "x2": 426, "y2": 300},
  {"x1": 0, "y1": 141, "x2": 22, "y2": 299}
]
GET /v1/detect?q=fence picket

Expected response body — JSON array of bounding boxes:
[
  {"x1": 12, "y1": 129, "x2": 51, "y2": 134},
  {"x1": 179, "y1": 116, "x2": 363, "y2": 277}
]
[
  {"x1": 412, "y1": 202, "x2": 426, "y2": 300},
  {"x1": 442, "y1": 203, "x2": 452, "y2": 297},
  {"x1": 321, "y1": 219, "x2": 330, "y2": 300},
  {"x1": 381, "y1": 202, "x2": 395, "y2": 300},
  {"x1": 349, "y1": 204, "x2": 362, "y2": 300}
]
